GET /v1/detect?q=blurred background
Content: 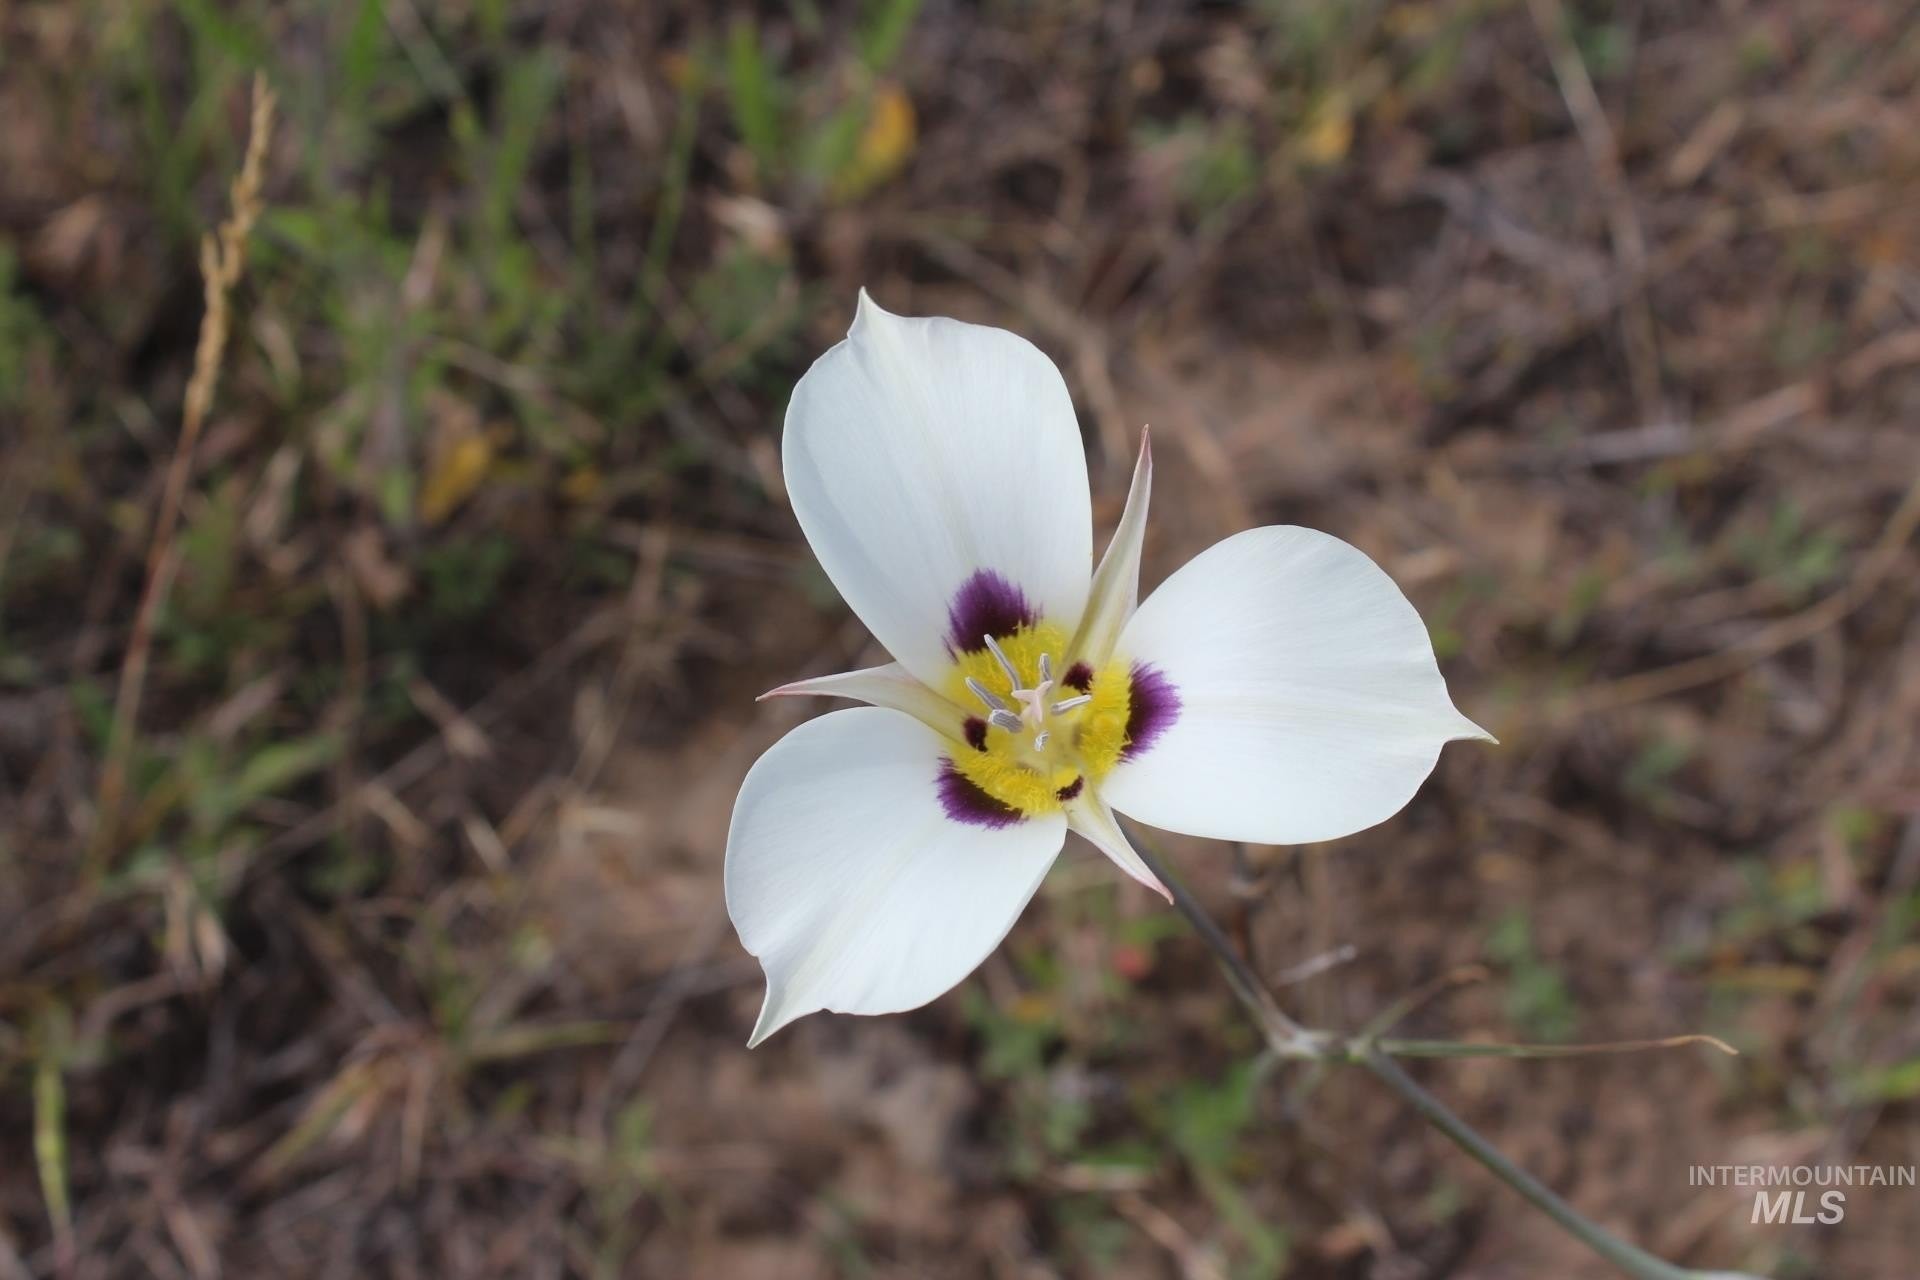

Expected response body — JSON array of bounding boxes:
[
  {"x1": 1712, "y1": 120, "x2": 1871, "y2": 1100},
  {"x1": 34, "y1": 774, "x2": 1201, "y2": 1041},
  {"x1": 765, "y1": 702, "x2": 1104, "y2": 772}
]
[{"x1": 3, "y1": 1, "x2": 1919, "y2": 1276}]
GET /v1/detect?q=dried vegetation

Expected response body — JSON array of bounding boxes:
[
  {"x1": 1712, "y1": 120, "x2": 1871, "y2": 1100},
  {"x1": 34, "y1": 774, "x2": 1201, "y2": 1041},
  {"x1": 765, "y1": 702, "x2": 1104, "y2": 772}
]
[{"x1": 1, "y1": 1, "x2": 1918, "y2": 1276}]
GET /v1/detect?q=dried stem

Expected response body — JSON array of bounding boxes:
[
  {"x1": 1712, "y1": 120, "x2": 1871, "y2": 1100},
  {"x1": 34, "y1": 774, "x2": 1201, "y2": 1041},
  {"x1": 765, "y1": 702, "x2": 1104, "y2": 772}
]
[
  {"x1": 1124, "y1": 824, "x2": 1761, "y2": 1280},
  {"x1": 92, "y1": 75, "x2": 277, "y2": 858},
  {"x1": 1547, "y1": 465, "x2": 1920, "y2": 723},
  {"x1": 1527, "y1": 0, "x2": 1664, "y2": 420}
]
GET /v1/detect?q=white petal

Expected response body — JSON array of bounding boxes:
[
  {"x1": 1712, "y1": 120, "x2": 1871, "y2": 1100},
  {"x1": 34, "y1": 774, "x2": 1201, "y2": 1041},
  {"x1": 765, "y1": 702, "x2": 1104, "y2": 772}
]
[
  {"x1": 759, "y1": 661, "x2": 961, "y2": 736},
  {"x1": 1069, "y1": 427, "x2": 1152, "y2": 667},
  {"x1": 1066, "y1": 793, "x2": 1170, "y2": 901},
  {"x1": 1101, "y1": 527, "x2": 1491, "y2": 846},
  {"x1": 725, "y1": 707, "x2": 1067, "y2": 1045},
  {"x1": 783, "y1": 292, "x2": 1093, "y2": 687}
]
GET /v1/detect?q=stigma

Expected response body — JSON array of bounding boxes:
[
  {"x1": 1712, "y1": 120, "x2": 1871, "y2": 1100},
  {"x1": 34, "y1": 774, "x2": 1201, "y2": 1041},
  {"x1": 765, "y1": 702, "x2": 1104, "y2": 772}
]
[
  {"x1": 972, "y1": 637, "x2": 1093, "y2": 753},
  {"x1": 940, "y1": 620, "x2": 1139, "y2": 821}
]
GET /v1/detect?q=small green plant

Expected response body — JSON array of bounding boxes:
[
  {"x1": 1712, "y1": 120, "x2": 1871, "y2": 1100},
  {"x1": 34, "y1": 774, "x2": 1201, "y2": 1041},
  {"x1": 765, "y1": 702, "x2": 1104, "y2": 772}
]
[
  {"x1": 717, "y1": 5, "x2": 923, "y2": 201},
  {"x1": 1486, "y1": 909, "x2": 1579, "y2": 1043},
  {"x1": 1159, "y1": 1058, "x2": 1291, "y2": 1280},
  {"x1": 1732, "y1": 501, "x2": 1843, "y2": 601}
]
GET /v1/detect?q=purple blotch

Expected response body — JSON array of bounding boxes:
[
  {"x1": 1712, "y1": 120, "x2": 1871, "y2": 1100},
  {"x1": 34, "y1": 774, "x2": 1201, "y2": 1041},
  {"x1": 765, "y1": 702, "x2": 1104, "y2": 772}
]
[
  {"x1": 963, "y1": 717, "x2": 989, "y2": 751},
  {"x1": 1120, "y1": 662, "x2": 1181, "y2": 761},
  {"x1": 937, "y1": 759, "x2": 1024, "y2": 829},
  {"x1": 1055, "y1": 777, "x2": 1084, "y2": 802},
  {"x1": 945, "y1": 569, "x2": 1037, "y2": 653},
  {"x1": 1061, "y1": 661, "x2": 1094, "y2": 692}
]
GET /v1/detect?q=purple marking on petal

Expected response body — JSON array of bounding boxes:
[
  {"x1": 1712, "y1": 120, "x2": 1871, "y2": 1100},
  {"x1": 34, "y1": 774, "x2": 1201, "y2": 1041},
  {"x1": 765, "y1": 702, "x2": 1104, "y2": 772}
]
[
  {"x1": 937, "y1": 759, "x2": 1024, "y2": 829},
  {"x1": 1120, "y1": 662, "x2": 1181, "y2": 761},
  {"x1": 945, "y1": 569, "x2": 1038, "y2": 653},
  {"x1": 1061, "y1": 661, "x2": 1094, "y2": 692},
  {"x1": 1055, "y1": 777, "x2": 1084, "y2": 801},
  {"x1": 963, "y1": 717, "x2": 989, "y2": 751}
]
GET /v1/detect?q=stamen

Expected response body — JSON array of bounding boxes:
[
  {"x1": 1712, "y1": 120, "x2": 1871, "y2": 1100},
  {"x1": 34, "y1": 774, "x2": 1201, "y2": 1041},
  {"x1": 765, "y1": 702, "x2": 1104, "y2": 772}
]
[
  {"x1": 1051, "y1": 694, "x2": 1092, "y2": 714},
  {"x1": 1038, "y1": 653, "x2": 1053, "y2": 685},
  {"x1": 981, "y1": 634, "x2": 1022, "y2": 688},
  {"x1": 965, "y1": 677, "x2": 1008, "y2": 711},
  {"x1": 987, "y1": 709, "x2": 1024, "y2": 733}
]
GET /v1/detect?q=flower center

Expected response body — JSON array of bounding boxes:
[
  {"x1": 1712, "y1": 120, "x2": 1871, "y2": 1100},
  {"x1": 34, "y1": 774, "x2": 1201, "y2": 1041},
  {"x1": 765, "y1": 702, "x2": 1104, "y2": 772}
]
[{"x1": 941, "y1": 621, "x2": 1135, "y2": 818}]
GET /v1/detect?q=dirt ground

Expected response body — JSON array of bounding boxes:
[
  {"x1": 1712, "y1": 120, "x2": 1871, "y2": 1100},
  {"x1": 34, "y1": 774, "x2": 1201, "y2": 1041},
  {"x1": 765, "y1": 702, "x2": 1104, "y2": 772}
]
[{"x1": 3, "y1": 1, "x2": 1919, "y2": 1277}]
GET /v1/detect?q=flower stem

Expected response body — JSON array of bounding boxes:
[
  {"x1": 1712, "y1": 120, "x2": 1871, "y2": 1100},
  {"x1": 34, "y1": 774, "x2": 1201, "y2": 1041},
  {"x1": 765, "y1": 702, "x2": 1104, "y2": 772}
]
[
  {"x1": 1123, "y1": 827, "x2": 1760, "y2": 1280},
  {"x1": 1138, "y1": 828, "x2": 1319, "y2": 1056},
  {"x1": 1359, "y1": 1049, "x2": 1700, "y2": 1280}
]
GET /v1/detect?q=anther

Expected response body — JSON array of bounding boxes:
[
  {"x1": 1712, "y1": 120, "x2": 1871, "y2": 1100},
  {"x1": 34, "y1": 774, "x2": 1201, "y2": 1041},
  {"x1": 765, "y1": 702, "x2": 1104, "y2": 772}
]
[
  {"x1": 1051, "y1": 694, "x2": 1092, "y2": 714},
  {"x1": 987, "y1": 709, "x2": 1024, "y2": 733},
  {"x1": 1038, "y1": 653, "x2": 1053, "y2": 685},
  {"x1": 966, "y1": 677, "x2": 1008, "y2": 711},
  {"x1": 981, "y1": 634, "x2": 1022, "y2": 688},
  {"x1": 1033, "y1": 731, "x2": 1050, "y2": 751}
]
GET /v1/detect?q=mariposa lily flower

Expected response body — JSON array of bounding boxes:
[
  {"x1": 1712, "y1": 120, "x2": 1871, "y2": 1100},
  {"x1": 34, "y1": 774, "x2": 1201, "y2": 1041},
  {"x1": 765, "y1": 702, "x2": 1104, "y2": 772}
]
[{"x1": 726, "y1": 292, "x2": 1490, "y2": 1045}]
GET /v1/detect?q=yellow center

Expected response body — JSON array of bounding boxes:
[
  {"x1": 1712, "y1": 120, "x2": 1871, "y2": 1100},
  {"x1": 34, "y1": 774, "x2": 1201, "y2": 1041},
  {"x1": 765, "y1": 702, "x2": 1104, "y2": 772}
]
[{"x1": 943, "y1": 621, "x2": 1134, "y2": 818}]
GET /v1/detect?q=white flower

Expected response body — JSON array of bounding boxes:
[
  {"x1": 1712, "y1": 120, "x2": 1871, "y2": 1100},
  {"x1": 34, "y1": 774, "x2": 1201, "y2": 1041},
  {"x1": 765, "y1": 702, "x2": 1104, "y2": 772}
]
[{"x1": 726, "y1": 292, "x2": 1490, "y2": 1045}]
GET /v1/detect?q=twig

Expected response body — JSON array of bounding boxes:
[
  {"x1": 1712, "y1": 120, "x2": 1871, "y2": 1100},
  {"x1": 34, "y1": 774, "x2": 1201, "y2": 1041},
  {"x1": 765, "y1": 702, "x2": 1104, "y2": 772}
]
[
  {"x1": 247, "y1": 609, "x2": 621, "y2": 876},
  {"x1": 92, "y1": 76, "x2": 278, "y2": 859},
  {"x1": 1528, "y1": 0, "x2": 1664, "y2": 420},
  {"x1": 1357, "y1": 964, "x2": 1491, "y2": 1042},
  {"x1": 584, "y1": 905, "x2": 730, "y2": 1135},
  {"x1": 1124, "y1": 824, "x2": 1759, "y2": 1280},
  {"x1": 1544, "y1": 467, "x2": 1920, "y2": 723},
  {"x1": 1271, "y1": 943, "x2": 1358, "y2": 987},
  {"x1": 1372, "y1": 1034, "x2": 1736, "y2": 1061},
  {"x1": 1112, "y1": 1191, "x2": 1227, "y2": 1280}
]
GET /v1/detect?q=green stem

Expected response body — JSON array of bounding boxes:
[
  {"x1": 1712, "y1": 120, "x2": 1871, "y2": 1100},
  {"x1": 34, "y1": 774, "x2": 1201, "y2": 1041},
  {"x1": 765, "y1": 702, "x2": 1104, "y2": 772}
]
[
  {"x1": 1360, "y1": 1049, "x2": 1697, "y2": 1280},
  {"x1": 1124, "y1": 825, "x2": 1760, "y2": 1280},
  {"x1": 1142, "y1": 824, "x2": 1319, "y2": 1056}
]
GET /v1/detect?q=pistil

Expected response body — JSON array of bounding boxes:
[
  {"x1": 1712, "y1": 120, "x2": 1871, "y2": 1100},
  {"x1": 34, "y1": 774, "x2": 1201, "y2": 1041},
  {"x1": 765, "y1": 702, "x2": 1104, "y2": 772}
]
[
  {"x1": 943, "y1": 618, "x2": 1141, "y2": 818},
  {"x1": 969, "y1": 632, "x2": 1079, "y2": 754}
]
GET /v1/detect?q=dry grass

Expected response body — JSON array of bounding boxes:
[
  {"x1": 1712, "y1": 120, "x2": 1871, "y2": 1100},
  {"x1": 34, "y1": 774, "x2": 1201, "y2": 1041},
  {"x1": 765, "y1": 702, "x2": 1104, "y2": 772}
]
[
  {"x1": 2, "y1": 2, "x2": 1918, "y2": 1278},
  {"x1": 94, "y1": 74, "x2": 279, "y2": 863}
]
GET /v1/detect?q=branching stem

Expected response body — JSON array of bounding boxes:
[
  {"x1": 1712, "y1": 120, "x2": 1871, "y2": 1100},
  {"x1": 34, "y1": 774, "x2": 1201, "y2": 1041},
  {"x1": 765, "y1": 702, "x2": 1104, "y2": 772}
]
[{"x1": 1124, "y1": 824, "x2": 1760, "y2": 1280}]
